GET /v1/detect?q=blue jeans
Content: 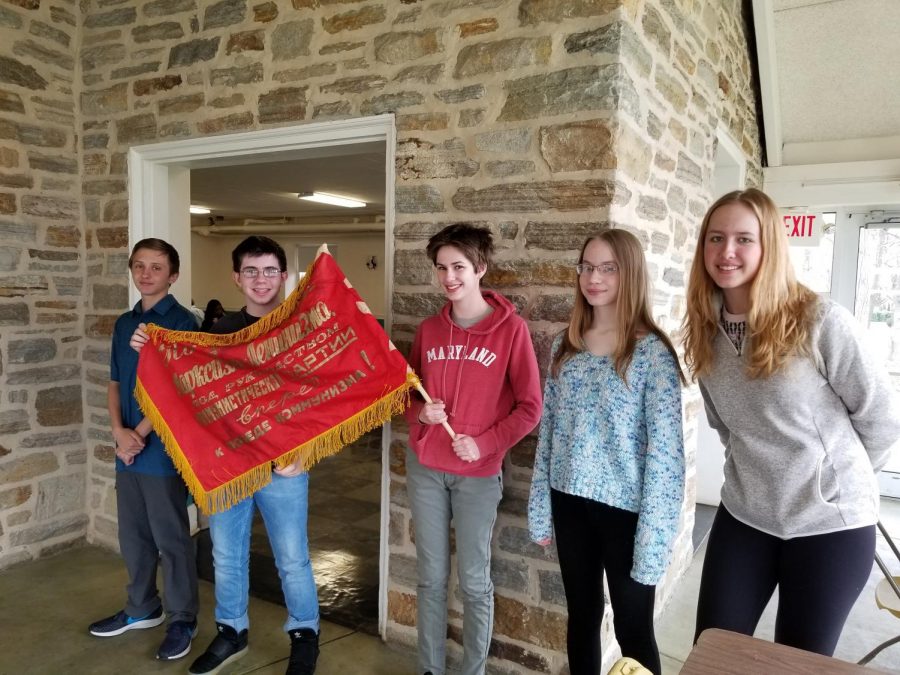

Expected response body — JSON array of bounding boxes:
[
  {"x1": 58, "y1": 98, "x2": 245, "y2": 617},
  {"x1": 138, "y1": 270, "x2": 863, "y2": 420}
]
[
  {"x1": 406, "y1": 448, "x2": 503, "y2": 675},
  {"x1": 209, "y1": 472, "x2": 319, "y2": 634}
]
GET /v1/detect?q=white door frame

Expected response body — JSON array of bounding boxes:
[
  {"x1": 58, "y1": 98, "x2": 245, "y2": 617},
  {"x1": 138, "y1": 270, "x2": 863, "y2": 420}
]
[{"x1": 128, "y1": 114, "x2": 397, "y2": 637}]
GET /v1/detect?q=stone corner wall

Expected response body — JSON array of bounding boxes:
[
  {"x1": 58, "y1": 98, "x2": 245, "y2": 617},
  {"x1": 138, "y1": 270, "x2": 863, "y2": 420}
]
[{"x1": 0, "y1": 0, "x2": 89, "y2": 569}]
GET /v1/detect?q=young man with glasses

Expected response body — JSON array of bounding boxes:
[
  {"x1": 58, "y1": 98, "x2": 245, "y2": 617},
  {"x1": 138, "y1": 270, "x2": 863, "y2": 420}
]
[
  {"x1": 194, "y1": 235, "x2": 320, "y2": 675},
  {"x1": 134, "y1": 236, "x2": 321, "y2": 674}
]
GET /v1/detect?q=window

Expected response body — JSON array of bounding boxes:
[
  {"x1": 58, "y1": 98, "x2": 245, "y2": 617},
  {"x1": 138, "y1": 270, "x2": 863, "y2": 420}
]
[{"x1": 855, "y1": 224, "x2": 900, "y2": 391}]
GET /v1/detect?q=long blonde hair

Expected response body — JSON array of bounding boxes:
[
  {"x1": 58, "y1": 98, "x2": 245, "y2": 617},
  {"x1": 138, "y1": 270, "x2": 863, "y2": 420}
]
[
  {"x1": 552, "y1": 229, "x2": 685, "y2": 384},
  {"x1": 682, "y1": 188, "x2": 818, "y2": 380}
]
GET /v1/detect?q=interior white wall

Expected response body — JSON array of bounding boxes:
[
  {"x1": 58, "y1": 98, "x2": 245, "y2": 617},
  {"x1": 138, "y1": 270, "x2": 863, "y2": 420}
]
[
  {"x1": 714, "y1": 131, "x2": 747, "y2": 200},
  {"x1": 167, "y1": 167, "x2": 192, "y2": 300},
  {"x1": 190, "y1": 231, "x2": 386, "y2": 317}
]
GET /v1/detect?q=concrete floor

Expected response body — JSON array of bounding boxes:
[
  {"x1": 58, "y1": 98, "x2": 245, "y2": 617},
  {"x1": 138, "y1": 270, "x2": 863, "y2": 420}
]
[
  {"x1": 0, "y1": 544, "x2": 416, "y2": 675},
  {"x1": 4, "y1": 500, "x2": 900, "y2": 674}
]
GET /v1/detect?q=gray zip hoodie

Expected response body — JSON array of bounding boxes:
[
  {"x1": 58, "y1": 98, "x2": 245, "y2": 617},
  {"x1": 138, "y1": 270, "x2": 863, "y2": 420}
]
[{"x1": 700, "y1": 298, "x2": 900, "y2": 538}]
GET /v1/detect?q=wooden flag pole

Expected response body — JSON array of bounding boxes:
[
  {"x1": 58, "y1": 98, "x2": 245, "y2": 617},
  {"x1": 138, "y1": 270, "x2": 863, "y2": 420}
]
[{"x1": 414, "y1": 383, "x2": 457, "y2": 439}]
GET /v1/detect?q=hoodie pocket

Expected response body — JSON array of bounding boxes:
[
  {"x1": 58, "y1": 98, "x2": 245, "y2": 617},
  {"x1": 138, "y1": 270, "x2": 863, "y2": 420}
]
[{"x1": 815, "y1": 453, "x2": 841, "y2": 507}]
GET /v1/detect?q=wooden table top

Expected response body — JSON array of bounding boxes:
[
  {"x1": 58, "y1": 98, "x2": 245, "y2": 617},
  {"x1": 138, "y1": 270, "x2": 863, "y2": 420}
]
[{"x1": 681, "y1": 629, "x2": 886, "y2": 674}]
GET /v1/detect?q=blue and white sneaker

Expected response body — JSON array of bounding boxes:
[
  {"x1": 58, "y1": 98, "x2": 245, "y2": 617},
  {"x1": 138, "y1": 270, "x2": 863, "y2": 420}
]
[
  {"x1": 157, "y1": 620, "x2": 199, "y2": 660},
  {"x1": 89, "y1": 607, "x2": 166, "y2": 637}
]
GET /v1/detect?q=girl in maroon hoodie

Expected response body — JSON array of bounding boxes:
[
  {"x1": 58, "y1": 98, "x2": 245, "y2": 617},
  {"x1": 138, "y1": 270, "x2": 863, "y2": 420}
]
[{"x1": 405, "y1": 224, "x2": 542, "y2": 675}]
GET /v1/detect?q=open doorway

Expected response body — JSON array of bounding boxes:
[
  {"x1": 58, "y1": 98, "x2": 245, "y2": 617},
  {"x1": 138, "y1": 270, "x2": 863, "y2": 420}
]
[{"x1": 128, "y1": 115, "x2": 397, "y2": 636}]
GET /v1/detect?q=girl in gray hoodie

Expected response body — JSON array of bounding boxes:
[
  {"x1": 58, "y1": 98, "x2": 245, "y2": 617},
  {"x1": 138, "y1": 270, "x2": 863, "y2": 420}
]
[{"x1": 683, "y1": 188, "x2": 900, "y2": 656}]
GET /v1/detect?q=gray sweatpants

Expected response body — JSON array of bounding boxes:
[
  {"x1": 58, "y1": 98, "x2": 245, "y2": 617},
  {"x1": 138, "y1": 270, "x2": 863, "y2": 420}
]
[
  {"x1": 116, "y1": 471, "x2": 198, "y2": 624},
  {"x1": 406, "y1": 448, "x2": 503, "y2": 675}
]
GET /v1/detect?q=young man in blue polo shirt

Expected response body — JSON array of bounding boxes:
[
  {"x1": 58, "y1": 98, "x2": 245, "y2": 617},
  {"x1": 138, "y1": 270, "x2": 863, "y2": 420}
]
[{"x1": 89, "y1": 238, "x2": 200, "y2": 661}]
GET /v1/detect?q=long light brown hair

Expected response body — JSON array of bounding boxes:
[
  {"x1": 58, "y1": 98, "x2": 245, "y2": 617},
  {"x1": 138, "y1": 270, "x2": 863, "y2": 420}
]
[
  {"x1": 682, "y1": 188, "x2": 818, "y2": 380},
  {"x1": 552, "y1": 229, "x2": 685, "y2": 384}
]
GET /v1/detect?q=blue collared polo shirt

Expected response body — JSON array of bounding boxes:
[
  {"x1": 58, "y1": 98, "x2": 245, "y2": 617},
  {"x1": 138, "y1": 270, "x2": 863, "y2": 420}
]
[{"x1": 110, "y1": 294, "x2": 197, "y2": 475}]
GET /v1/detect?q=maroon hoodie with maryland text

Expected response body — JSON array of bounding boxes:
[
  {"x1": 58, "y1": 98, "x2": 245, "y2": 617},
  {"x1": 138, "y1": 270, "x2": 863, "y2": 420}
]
[{"x1": 406, "y1": 290, "x2": 542, "y2": 477}]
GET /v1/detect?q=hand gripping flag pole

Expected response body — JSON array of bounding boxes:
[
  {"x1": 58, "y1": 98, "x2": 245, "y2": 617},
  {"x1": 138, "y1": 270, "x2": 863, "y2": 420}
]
[{"x1": 413, "y1": 381, "x2": 457, "y2": 439}]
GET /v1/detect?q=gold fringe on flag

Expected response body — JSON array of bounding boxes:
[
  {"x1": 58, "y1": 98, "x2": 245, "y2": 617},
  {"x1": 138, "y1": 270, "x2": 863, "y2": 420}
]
[{"x1": 135, "y1": 371, "x2": 420, "y2": 515}]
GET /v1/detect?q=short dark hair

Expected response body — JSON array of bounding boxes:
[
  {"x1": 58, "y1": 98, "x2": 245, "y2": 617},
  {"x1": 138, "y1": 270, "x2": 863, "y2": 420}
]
[
  {"x1": 232, "y1": 235, "x2": 287, "y2": 273},
  {"x1": 129, "y1": 238, "x2": 180, "y2": 274},
  {"x1": 425, "y1": 224, "x2": 494, "y2": 271}
]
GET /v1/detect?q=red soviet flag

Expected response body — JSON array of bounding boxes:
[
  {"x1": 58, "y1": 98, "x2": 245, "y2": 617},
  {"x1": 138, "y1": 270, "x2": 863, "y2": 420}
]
[{"x1": 135, "y1": 246, "x2": 418, "y2": 514}]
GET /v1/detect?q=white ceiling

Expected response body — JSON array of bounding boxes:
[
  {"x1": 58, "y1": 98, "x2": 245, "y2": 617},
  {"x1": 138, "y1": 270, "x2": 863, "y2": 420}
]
[
  {"x1": 189, "y1": 141, "x2": 386, "y2": 226},
  {"x1": 764, "y1": 0, "x2": 900, "y2": 164}
]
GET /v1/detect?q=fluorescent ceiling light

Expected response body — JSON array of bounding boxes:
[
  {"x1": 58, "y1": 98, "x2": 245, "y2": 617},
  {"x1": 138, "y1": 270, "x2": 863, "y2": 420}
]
[
  {"x1": 298, "y1": 191, "x2": 365, "y2": 208},
  {"x1": 190, "y1": 205, "x2": 211, "y2": 214}
]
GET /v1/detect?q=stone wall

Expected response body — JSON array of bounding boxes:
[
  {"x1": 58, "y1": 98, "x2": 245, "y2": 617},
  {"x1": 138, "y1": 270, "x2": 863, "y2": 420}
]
[
  {"x1": 0, "y1": 0, "x2": 88, "y2": 567},
  {"x1": 386, "y1": 2, "x2": 762, "y2": 671},
  {"x1": 0, "y1": 0, "x2": 761, "y2": 670}
]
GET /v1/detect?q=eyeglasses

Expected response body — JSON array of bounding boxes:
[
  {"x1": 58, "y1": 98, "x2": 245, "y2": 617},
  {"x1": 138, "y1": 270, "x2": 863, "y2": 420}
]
[
  {"x1": 240, "y1": 267, "x2": 283, "y2": 278},
  {"x1": 575, "y1": 262, "x2": 619, "y2": 276}
]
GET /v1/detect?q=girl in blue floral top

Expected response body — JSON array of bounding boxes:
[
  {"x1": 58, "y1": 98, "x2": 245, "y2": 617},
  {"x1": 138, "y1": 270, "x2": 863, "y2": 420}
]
[{"x1": 528, "y1": 229, "x2": 685, "y2": 675}]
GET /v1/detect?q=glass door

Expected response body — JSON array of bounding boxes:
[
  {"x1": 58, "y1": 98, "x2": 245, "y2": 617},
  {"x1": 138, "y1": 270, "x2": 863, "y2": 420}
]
[
  {"x1": 854, "y1": 219, "x2": 900, "y2": 496},
  {"x1": 791, "y1": 209, "x2": 900, "y2": 497}
]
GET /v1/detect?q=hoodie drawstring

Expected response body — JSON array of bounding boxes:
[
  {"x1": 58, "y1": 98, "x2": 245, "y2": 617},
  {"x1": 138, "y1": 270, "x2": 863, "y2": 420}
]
[
  {"x1": 440, "y1": 322, "x2": 452, "y2": 413},
  {"x1": 449, "y1": 332, "x2": 471, "y2": 418},
  {"x1": 439, "y1": 321, "x2": 472, "y2": 419}
]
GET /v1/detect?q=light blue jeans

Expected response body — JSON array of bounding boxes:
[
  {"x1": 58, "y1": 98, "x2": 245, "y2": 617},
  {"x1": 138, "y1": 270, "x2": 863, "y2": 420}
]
[
  {"x1": 406, "y1": 448, "x2": 503, "y2": 675},
  {"x1": 209, "y1": 472, "x2": 319, "y2": 634}
]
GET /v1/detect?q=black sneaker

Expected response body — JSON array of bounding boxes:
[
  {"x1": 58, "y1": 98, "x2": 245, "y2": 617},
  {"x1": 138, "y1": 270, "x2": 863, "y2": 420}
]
[
  {"x1": 188, "y1": 623, "x2": 248, "y2": 674},
  {"x1": 157, "y1": 620, "x2": 199, "y2": 660},
  {"x1": 286, "y1": 628, "x2": 319, "y2": 675},
  {"x1": 89, "y1": 607, "x2": 165, "y2": 637}
]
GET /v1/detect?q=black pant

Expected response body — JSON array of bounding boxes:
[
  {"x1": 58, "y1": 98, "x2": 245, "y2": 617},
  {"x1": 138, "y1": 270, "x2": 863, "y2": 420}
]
[
  {"x1": 551, "y1": 489, "x2": 660, "y2": 675},
  {"x1": 117, "y1": 471, "x2": 199, "y2": 623},
  {"x1": 695, "y1": 505, "x2": 875, "y2": 656}
]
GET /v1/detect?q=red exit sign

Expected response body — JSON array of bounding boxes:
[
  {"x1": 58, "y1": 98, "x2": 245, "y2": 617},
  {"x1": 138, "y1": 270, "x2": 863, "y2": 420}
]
[{"x1": 782, "y1": 213, "x2": 823, "y2": 247}]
